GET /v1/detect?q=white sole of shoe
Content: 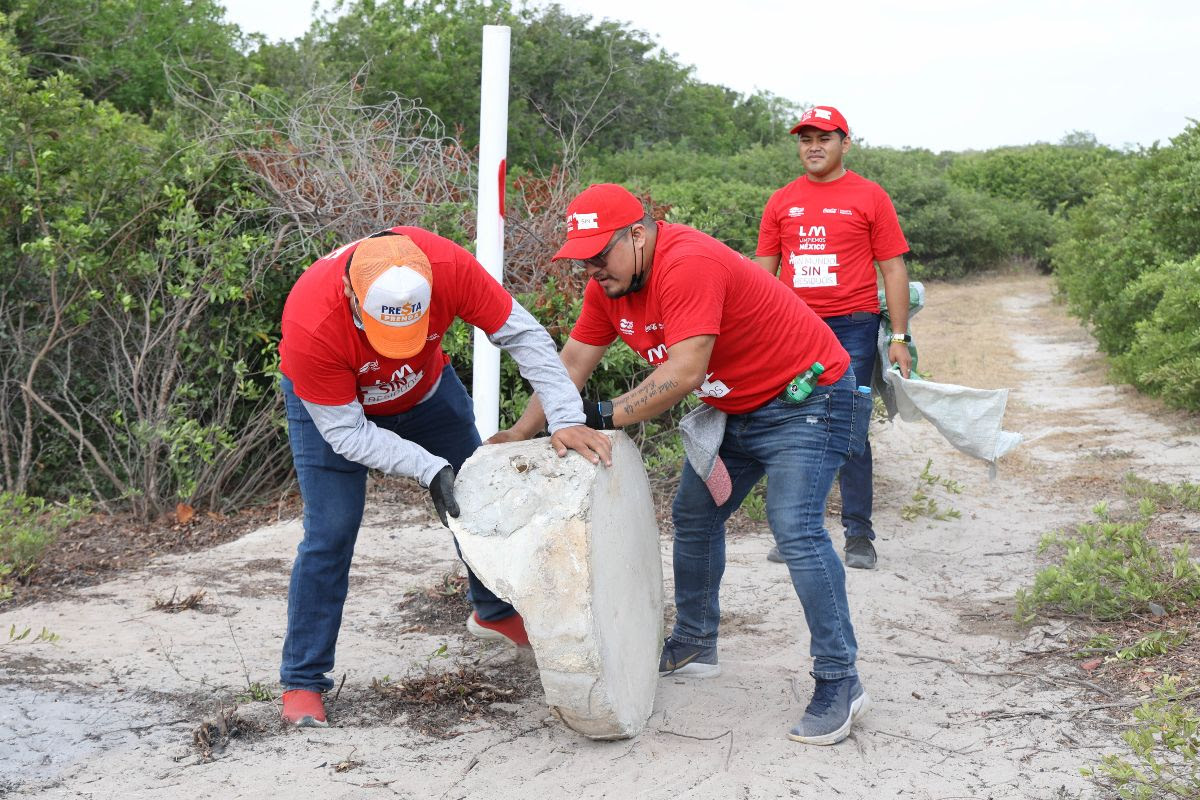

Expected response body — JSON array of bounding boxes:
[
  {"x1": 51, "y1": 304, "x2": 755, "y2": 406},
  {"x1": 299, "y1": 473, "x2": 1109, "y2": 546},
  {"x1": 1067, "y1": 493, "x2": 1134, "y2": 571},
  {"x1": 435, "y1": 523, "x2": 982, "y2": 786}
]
[
  {"x1": 786, "y1": 689, "x2": 870, "y2": 745},
  {"x1": 659, "y1": 662, "x2": 721, "y2": 679},
  {"x1": 466, "y1": 614, "x2": 523, "y2": 646},
  {"x1": 284, "y1": 714, "x2": 329, "y2": 728}
]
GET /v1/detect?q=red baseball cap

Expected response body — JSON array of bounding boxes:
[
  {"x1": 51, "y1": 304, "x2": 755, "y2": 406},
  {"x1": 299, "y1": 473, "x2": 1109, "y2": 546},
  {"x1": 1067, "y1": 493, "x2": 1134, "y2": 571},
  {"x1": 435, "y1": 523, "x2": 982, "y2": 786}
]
[
  {"x1": 552, "y1": 183, "x2": 645, "y2": 260},
  {"x1": 347, "y1": 235, "x2": 433, "y2": 359},
  {"x1": 790, "y1": 106, "x2": 850, "y2": 136}
]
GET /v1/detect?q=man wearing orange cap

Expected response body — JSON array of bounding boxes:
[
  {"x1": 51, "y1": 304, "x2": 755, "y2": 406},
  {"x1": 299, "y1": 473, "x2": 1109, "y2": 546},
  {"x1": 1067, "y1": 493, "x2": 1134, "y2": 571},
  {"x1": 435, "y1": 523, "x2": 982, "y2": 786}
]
[
  {"x1": 495, "y1": 184, "x2": 872, "y2": 745},
  {"x1": 277, "y1": 227, "x2": 611, "y2": 728},
  {"x1": 756, "y1": 106, "x2": 912, "y2": 571}
]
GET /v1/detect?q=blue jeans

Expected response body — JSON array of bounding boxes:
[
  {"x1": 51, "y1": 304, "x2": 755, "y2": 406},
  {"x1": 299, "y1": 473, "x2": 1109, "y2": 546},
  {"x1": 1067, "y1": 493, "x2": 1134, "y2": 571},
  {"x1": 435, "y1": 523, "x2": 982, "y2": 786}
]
[
  {"x1": 824, "y1": 312, "x2": 880, "y2": 541},
  {"x1": 671, "y1": 372, "x2": 869, "y2": 679},
  {"x1": 279, "y1": 365, "x2": 513, "y2": 691}
]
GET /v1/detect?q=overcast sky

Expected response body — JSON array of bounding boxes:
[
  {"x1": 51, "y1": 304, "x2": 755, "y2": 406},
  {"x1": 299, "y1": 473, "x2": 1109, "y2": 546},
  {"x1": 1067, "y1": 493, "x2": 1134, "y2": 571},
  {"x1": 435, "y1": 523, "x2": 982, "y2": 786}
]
[{"x1": 222, "y1": 0, "x2": 1199, "y2": 152}]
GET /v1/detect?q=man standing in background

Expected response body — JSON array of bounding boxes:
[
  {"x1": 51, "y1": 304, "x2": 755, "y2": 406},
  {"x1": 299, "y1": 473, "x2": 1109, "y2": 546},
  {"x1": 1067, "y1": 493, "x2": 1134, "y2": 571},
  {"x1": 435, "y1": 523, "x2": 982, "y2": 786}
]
[{"x1": 755, "y1": 106, "x2": 912, "y2": 570}]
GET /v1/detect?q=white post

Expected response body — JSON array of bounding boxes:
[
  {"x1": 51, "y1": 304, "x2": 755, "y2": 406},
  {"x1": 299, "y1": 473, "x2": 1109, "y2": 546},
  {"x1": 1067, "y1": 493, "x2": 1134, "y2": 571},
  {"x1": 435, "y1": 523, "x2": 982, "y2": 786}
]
[{"x1": 472, "y1": 24, "x2": 510, "y2": 440}]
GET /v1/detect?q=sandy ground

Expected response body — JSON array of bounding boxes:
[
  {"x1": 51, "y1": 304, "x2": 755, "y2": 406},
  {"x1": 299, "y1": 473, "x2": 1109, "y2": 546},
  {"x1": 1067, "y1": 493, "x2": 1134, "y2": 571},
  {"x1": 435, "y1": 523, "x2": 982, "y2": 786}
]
[{"x1": 3, "y1": 272, "x2": 1199, "y2": 799}]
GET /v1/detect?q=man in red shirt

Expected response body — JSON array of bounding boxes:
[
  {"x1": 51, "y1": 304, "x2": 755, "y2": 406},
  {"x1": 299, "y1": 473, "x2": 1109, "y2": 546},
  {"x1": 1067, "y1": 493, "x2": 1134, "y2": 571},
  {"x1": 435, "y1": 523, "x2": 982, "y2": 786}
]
[
  {"x1": 277, "y1": 228, "x2": 610, "y2": 728},
  {"x1": 495, "y1": 184, "x2": 872, "y2": 745},
  {"x1": 756, "y1": 106, "x2": 913, "y2": 571}
]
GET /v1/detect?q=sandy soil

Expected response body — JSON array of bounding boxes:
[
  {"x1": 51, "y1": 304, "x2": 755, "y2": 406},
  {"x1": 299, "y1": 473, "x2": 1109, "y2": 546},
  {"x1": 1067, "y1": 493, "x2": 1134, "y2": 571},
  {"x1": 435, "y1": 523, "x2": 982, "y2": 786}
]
[{"x1": 2, "y1": 272, "x2": 1198, "y2": 800}]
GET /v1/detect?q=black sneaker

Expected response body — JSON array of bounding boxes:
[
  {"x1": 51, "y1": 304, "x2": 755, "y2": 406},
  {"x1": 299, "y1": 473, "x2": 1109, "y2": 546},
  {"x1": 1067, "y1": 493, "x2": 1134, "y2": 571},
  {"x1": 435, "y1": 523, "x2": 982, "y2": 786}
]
[
  {"x1": 788, "y1": 673, "x2": 869, "y2": 745},
  {"x1": 767, "y1": 546, "x2": 785, "y2": 563},
  {"x1": 843, "y1": 536, "x2": 877, "y2": 569},
  {"x1": 658, "y1": 637, "x2": 720, "y2": 678}
]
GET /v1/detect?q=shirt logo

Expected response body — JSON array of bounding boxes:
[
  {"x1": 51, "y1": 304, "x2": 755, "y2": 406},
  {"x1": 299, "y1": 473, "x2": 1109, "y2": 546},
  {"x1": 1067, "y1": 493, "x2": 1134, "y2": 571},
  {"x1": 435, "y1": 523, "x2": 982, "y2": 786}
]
[
  {"x1": 694, "y1": 373, "x2": 731, "y2": 398},
  {"x1": 790, "y1": 252, "x2": 840, "y2": 288},
  {"x1": 619, "y1": 318, "x2": 635, "y2": 335},
  {"x1": 567, "y1": 212, "x2": 599, "y2": 231},
  {"x1": 645, "y1": 344, "x2": 669, "y2": 363},
  {"x1": 839, "y1": 209, "x2": 853, "y2": 216},
  {"x1": 787, "y1": 207, "x2": 805, "y2": 217},
  {"x1": 822, "y1": 207, "x2": 839, "y2": 214},
  {"x1": 361, "y1": 365, "x2": 424, "y2": 406},
  {"x1": 644, "y1": 322, "x2": 663, "y2": 332},
  {"x1": 358, "y1": 360, "x2": 380, "y2": 374}
]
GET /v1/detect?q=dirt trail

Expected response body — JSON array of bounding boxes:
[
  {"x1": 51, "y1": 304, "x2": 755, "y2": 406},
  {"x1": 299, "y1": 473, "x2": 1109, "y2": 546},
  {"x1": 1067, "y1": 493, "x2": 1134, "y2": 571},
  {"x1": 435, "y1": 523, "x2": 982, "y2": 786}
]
[{"x1": 3, "y1": 272, "x2": 1198, "y2": 799}]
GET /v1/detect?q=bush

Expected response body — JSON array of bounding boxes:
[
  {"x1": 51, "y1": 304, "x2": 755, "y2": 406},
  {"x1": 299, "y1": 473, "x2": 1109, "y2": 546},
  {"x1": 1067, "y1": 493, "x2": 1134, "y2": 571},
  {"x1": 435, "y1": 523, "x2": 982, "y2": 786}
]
[
  {"x1": 946, "y1": 136, "x2": 1121, "y2": 215},
  {"x1": 0, "y1": 492, "x2": 89, "y2": 601},
  {"x1": 1114, "y1": 256, "x2": 1200, "y2": 410},
  {"x1": 1052, "y1": 123, "x2": 1200, "y2": 358},
  {"x1": 1084, "y1": 674, "x2": 1200, "y2": 800},
  {"x1": 1016, "y1": 501, "x2": 1200, "y2": 622}
]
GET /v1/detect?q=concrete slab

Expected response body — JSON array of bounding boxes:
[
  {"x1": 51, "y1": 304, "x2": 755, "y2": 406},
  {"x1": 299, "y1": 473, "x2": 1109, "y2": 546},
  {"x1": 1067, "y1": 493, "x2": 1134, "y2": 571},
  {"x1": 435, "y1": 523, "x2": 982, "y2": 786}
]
[{"x1": 451, "y1": 432, "x2": 662, "y2": 740}]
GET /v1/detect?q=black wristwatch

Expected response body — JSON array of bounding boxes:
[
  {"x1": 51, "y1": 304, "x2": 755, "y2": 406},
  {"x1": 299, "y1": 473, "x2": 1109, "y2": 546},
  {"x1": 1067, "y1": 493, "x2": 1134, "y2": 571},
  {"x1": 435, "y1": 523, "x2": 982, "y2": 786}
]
[
  {"x1": 597, "y1": 400, "x2": 615, "y2": 430},
  {"x1": 585, "y1": 399, "x2": 616, "y2": 430}
]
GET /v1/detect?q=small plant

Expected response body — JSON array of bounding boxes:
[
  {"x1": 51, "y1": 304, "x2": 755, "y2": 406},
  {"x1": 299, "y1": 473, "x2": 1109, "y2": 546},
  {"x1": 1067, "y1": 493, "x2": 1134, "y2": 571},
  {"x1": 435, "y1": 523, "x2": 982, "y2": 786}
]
[
  {"x1": 0, "y1": 493, "x2": 90, "y2": 601},
  {"x1": 1116, "y1": 630, "x2": 1188, "y2": 661},
  {"x1": 1073, "y1": 633, "x2": 1117, "y2": 657},
  {"x1": 5, "y1": 625, "x2": 60, "y2": 646},
  {"x1": 1123, "y1": 474, "x2": 1200, "y2": 513},
  {"x1": 901, "y1": 459, "x2": 963, "y2": 521},
  {"x1": 236, "y1": 682, "x2": 274, "y2": 703},
  {"x1": 425, "y1": 643, "x2": 450, "y2": 668},
  {"x1": 741, "y1": 481, "x2": 767, "y2": 522},
  {"x1": 1083, "y1": 674, "x2": 1200, "y2": 799},
  {"x1": 1016, "y1": 504, "x2": 1200, "y2": 622}
]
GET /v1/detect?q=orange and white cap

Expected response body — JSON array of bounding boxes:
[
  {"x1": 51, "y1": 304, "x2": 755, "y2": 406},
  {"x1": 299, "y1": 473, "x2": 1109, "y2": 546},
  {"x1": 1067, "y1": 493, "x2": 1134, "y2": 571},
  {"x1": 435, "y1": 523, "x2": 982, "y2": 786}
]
[{"x1": 347, "y1": 235, "x2": 433, "y2": 359}]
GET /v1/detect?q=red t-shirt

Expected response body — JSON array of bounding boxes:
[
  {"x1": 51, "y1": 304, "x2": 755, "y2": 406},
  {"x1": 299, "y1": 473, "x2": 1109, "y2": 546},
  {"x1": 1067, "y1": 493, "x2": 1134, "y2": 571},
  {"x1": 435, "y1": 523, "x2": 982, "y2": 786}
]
[
  {"x1": 756, "y1": 170, "x2": 908, "y2": 317},
  {"x1": 280, "y1": 227, "x2": 512, "y2": 416},
  {"x1": 571, "y1": 222, "x2": 849, "y2": 414}
]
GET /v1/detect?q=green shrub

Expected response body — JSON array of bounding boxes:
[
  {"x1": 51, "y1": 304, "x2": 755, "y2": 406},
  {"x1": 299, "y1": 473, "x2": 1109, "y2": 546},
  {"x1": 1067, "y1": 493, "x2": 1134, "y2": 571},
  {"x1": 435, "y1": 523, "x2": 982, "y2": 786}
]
[
  {"x1": 1113, "y1": 256, "x2": 1200, "y2": 410},
  {"x1": 1083, "y1": 674, "x2": 1200, "y2": 799},
  {"x1": 1016, "y1": 502, "x2": 1200, "y2": 622},
  {"x1": 0, "y1": 492, "x2": 89, "y2": 601},
  {"x1": 1052, "y1": 123, "x2": 1200, "y2": 366},
  {"x1": 946, "y1": 136, "x2": 1121, "y2": 214},
  {"x1": 1123, "y1": 474, "x2": 1200, "y2": 512}
]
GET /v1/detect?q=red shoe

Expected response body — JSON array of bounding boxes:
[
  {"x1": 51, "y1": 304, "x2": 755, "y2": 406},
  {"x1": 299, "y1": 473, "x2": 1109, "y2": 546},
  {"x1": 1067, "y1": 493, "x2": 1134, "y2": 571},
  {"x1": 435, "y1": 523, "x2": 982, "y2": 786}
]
[
  {"x1": 466, "y1": 612, "x2": 531, "y2": 648},
  {"x1": 281, "y1": 689, "x2": 328, "y2": 728}
]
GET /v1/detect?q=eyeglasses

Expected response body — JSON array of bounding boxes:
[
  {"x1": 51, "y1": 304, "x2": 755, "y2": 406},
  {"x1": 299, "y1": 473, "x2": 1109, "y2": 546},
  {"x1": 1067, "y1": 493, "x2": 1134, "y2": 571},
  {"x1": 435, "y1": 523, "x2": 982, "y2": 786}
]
[{"x1": 573, "y1": 226, "x2": 631, "y2": 271}]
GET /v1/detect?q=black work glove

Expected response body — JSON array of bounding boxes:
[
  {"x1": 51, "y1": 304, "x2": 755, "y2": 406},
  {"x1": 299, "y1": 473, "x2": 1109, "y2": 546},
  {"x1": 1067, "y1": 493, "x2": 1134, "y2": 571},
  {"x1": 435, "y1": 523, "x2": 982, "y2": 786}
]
[
  {"x1": 582, "y1": 399, "x2": 615, "y2": 430},
  {"x1": 428, "y1": 465, "x2": 459, "y2": 527}
]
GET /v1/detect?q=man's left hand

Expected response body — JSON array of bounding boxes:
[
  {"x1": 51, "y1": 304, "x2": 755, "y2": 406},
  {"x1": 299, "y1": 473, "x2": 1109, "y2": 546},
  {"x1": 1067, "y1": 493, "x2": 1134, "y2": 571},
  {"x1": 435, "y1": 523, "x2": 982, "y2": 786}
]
[
  {"x1": 428, "y1": 465, "x2": 459, "y2": 527},
  {"x1": 550, "y1": 425, "x2": 613, "y2": 466},
  {"x1": 888, "y1": 342, "x2": 913, "y2": 379}
]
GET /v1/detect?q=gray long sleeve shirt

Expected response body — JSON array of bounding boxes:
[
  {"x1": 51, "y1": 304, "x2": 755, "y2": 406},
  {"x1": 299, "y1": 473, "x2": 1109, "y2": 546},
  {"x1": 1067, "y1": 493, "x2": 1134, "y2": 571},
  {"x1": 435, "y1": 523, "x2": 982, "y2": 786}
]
[{"x1": 301, "y1": 301, "x2": 583, "y2": 487}]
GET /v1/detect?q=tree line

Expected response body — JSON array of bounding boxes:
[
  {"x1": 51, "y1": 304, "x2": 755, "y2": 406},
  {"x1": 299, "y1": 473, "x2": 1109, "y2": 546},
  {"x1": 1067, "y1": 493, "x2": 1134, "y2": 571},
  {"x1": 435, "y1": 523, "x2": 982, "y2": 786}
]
[{"x1": 0, "y1": 0, "x2": 1195, "y2": 549}]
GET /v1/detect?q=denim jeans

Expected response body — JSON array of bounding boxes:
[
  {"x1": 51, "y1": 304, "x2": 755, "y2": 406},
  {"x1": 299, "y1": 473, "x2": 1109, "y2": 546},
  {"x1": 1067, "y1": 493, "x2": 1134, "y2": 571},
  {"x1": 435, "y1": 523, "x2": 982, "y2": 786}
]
[
  {"x1": 671, "y1": 371, "x2": 869, "y2": 679},
  {"x1": 823, "y1": 312, "x2": 880, "y2": 541},
  {"x1": 280, "y1": 365, "x2": 513, "y2": 691}
]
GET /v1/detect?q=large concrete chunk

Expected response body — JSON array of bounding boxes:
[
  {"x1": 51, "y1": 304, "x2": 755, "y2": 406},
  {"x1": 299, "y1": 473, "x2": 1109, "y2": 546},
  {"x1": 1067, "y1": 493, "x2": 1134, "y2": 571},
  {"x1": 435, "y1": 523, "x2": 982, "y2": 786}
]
[{"x1": 450, "y1": 431, "x2": 662, "y2": 740}]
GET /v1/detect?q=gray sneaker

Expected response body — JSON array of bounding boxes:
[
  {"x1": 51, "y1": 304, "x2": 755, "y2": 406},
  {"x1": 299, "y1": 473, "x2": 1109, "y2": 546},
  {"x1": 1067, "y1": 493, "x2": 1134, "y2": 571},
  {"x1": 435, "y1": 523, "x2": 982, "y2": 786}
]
[
  {"x1": 658, "y1": 637, "x2": 720, "y2": 678},
  {"x1": 767, "y1": 545, "x2": 785, "y2": 563},
  {"x1": 788, "y1": 673, "x2": 869, "y2": 745},
  {"x1": 844, "y1": 536, "x2": 877, "y2": 569}
]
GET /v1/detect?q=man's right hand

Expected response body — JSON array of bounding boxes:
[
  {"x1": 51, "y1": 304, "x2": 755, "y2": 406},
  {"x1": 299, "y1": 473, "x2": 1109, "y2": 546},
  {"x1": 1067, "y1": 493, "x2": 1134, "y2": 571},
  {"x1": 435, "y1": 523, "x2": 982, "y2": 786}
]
[{"x1": 551, "y1": 425, "x2": 613, "y2": 466}]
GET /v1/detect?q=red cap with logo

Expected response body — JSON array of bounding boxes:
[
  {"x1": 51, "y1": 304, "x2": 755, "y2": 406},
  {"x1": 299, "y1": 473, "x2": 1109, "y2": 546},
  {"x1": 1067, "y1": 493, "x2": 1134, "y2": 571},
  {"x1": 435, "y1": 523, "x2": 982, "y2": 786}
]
[
  {"x1": 789, "y1": 106, "x2": 850, "y2": 136},
  {"x1": 552, "y1": 183, "x2": 645, "y2": 260}
]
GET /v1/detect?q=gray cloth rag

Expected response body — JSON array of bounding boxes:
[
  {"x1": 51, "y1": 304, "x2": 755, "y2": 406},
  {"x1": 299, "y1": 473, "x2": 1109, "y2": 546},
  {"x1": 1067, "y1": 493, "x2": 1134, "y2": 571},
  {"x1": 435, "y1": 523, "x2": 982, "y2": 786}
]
[{"x1": 678, "y1": 404, "x2": 732, "y2": 505}]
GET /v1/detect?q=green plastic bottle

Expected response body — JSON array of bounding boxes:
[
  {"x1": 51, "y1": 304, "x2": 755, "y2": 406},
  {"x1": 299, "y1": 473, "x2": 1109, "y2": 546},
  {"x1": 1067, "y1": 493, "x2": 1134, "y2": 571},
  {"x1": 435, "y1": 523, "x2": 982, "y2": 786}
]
[{"x1": 784, "y1": 362, "x2": 824, "y2": 404}]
